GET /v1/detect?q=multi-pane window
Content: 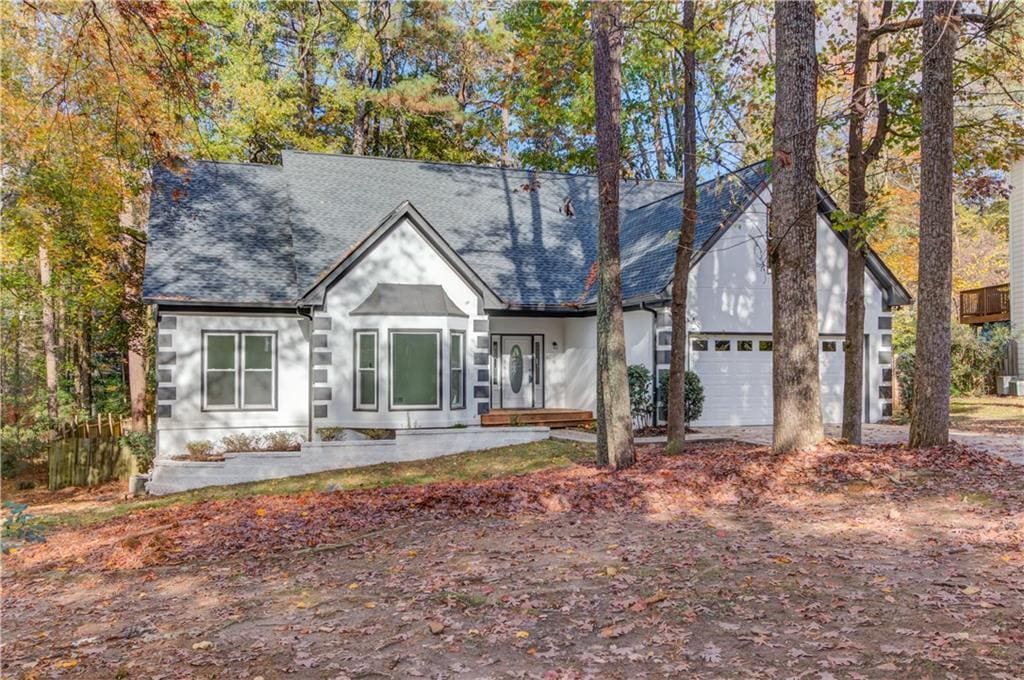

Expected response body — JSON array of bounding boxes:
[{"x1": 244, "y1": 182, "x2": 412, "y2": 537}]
[
  {"x1": 450, "y1": 331, "x2": 465, "y2": 409},
  {"x1": 204, "y1": 332, "x2": 276, "y2": 410},
  {"x1": 243, "y1": 335, "x2": 275, "y2": 407},
  {"x1": 391, "y1": 331, "x2": 441, "y2": 409},
  {"x1": 355, "y1": 331, "x2": 378, "y2": 410}
]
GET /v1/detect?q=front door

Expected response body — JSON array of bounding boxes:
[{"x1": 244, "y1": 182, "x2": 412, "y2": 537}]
[{"x1": 500, "y1": 335, "x2": 534, "y2": 408}]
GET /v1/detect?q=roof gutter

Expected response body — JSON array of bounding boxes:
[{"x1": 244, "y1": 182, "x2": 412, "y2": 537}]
[
  {"x1": 490, "y1": 293, "x2": 670, "y2": 317},
  {"x1": 146, "y1": 299, "x2": 299, "y2": 312}
]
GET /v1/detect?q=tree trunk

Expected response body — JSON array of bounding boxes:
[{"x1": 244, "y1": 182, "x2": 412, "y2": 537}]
[
  {"x1": 631, "y1": 117, "x2": 653, "y2": 178},
  {"x1": 769, "y1": 0, "x2": 824, "y2": 453},
  {"x1": 297, "y1": 6, "x2": 319, "y2": 140},
  {"x1": 648, "y1": 78, "x2": 668, "y2": 180},
  {"x1": 76, "y1": 310, "x2": 93, "y2": 414},
  {"x1": 668, "y1": 58, "x2": 684, "y2": 176},
  {"x1": 128, "y1": 342, "x2": 147, "y2": 431},
  {"x1": 592, "y1": 0, "x2": 635, "y2": 470},
  {"x1": 666, "y1": 0, "x2": 698, "y2": 452},
  {"x1": 499, "y1": 94, "x2": 512, "y2": 167},
  {"x1": 352, "y1": 2, "x2": 371, "y2": 156},
  {"x1": 38, "y1": 241, "x2": 59, "y2": 424},
  {"x1": 120, "y1": 196, "x2": 150, "y2": 431},
  {"x1": 841, "y1": 0, "x2": 873, "y2": 444},
  {"x1": 910, "y1": 1, "x2": 959, "y2": 447}
]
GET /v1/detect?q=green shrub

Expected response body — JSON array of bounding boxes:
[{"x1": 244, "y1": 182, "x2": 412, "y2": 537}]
[
  {"x1": 2, "y1": 501, "x2": 46, "y2": 553},
  {"x1": 658, "y1": 369, "x2": 705, "y2": 423},
  {"x1": 358, "y1": 428, "x2": 395, "y2": 440},
  {"x1": 894, "y1": 351, "x2": 916, "y2": 417},
  {"x1": 317, "y1": 427, "x2": 346, "y2": 442},
  {"x1": 0, "y1": 425, "x2": 50, "y2": 478},
  {"x1": 220, "y1": 432, "x2": 262, "y2": 452},
  {"x1": 627, "y1": 364, "x2": 654, "y2": 428},
  {"x1": 894, "y1": 321, "x2": 1013, "y2": 415},
  {"x1": 261, "y1": 431, "x2": 300, "y2": 451},
  {"x1": 950, "y1": 324, "x2": 1012, "y2": 396},
  {"x1": 185, "y1": 440, "x2": 217, "y2": 457},
  {"x1": 120, "y1": 431, "x2": 155, "y2": 473}
]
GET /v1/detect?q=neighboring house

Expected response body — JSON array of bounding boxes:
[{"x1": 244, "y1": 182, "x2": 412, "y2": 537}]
[
  {"x1": 144, "y1": 151, "x2": 911, "y2": 457},
  {"x1": 962, "y1": 158, "x2": 1022, "y2": 395},
  {"x1": 1008, "y1": 159, "x2": 1024, "y2": 386}
]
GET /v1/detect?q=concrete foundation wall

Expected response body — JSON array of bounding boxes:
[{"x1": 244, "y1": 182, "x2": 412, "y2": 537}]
[{"x1": 147, "y1": 426, "x2": 550, "y2": 495}]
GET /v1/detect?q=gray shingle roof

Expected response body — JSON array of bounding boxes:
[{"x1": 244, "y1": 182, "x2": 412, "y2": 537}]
[
  {"x1": 619, "y1": 161, "x2": 770, "y2": 301},
  {"x1": 351, "y1": 283, "x2": 468, "y2": 317},
  {"x1": 144, "y1": 162, "x2": 299, "y2": 304},
  {"x1": 143, "y1": 151, "x2": 769, "y2": 308}
]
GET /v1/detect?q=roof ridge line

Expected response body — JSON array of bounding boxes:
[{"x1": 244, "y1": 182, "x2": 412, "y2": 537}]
[
  {"x1": 623, "y1": 159, "x2": 770, "y2": 215},
  {"x1": 280, "y1": 148, "x2": 686, "y2": 185}
]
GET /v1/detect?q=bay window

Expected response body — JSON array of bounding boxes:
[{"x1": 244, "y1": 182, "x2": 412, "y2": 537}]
[
  {"x1": 354, "y1": 330, "x2": 378, "y2": 410},
  {"x1": 450, "y1": 331, "x2": 465, "y2": 409},
  {"x1": 390, "y1": 330, "x2": 441, "y2": 409}
]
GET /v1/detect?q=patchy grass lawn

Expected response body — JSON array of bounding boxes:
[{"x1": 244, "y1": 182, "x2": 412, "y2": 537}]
[
  {"x1": 3, "y1": 439, "x2": 1024, "y2": 678},
  {"x1": 950, "y1": 395, "x2": 1024, "y2": 435},
  {"x1": 5, "y1": 438, "x2": 593, "y2": 531}
]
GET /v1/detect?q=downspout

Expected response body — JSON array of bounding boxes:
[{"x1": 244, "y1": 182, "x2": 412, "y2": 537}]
[
  {"x1": 296, "y1": 304, "x2": 314, "y2": 443},
  {"x1": 640, "y1": 302, "x2": 658, "y2": 423},
  {"x1": 153, "y1": 303, "x2": 160, "y2": 459}
]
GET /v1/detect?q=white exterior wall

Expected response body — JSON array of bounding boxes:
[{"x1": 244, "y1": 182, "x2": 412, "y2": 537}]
[
  {"x1": 686, "y1": 189, "x2": 885, "y2": 336},
  {"x1": 661, "y1": 189, "x2": 893, "y2": 424},
  {"x1": 316, "y1": 217, "x2": 488, "y2": 429},
  {"x1": 155, "y1": 312, "x2": 310, "y2": 458},
  {"x1": 564, "y1": 316, "x2": 596, "y2": 412},
  {"x1": 549, "y1": 310, "x2": 654, "y2": 414},
  {"x1": 488, "y1": 317, "x2": 568, "y2": 407},
  {"x1": 1010, "y1": 160, "x2": 1024, "y2": 376}
]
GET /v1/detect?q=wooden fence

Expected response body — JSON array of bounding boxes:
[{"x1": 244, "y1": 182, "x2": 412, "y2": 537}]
[{"x1": 47, "y1": 413, "x2": 151, "y2": 491}]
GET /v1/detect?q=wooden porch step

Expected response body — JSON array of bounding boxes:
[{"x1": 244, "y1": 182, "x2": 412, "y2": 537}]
[
  {"x1": 481, "y1": 409, "x2": 594, "y2": 428},
  {"x1": 536, "y1": 418, "x2": 596, "y2": 430}
]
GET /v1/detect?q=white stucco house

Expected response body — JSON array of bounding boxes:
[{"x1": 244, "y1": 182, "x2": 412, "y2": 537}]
[{"x1": 144, "y1": 151, "x2": 911, "y2": 467}]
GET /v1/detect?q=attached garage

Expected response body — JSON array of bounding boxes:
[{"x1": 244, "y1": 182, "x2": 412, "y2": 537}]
[{"x1": 689, "y1": 335, "x2": 846, "y2": 427}]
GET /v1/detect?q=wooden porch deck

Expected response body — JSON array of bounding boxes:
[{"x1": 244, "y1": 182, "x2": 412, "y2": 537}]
[{"x1": 481, "y1": 408, "x2": 595, "y2": 429}]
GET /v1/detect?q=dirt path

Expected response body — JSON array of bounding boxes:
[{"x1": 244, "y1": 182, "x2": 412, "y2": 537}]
[{"x1": 4, "y1": 442, "x2": 1024, "y2": 678}]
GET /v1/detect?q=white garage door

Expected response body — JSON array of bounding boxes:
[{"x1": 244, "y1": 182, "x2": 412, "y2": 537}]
[{"x1": 690, "y1": 335, "x2": 845, "y2": 427}]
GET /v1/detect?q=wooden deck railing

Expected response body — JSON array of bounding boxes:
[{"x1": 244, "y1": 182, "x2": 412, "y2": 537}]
[{"x1": 959, "y1": 283, "x2": 1010, "y2": 325}]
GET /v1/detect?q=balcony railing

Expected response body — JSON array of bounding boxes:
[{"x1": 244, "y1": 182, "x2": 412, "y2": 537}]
[{"x1": 959, "y1": 283, "x2": 1010, "y2": 325}]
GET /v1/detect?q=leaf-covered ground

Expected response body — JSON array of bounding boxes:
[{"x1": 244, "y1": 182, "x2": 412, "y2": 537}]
[
  {"x1": 950, "y1": 395, "x2": 1024, "y2": 436},
  {"x1": 3, "y1": 440, "x2": 1024, "y2": 678}
]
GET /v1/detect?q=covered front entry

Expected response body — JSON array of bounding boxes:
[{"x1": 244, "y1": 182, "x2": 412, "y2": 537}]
[{"x1": 490, "y1": 334, "x2": 544, "y2": 409}]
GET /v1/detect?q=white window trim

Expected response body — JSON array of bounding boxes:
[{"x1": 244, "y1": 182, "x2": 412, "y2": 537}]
[
  {"x1": 389, "y1": 330, "x2": 442, "y2": 410},
  {"x1": 355, "y1": 330, "x2": 378, "y2": 411},
  {"x1": 204, "y1": 332, "x2": 238, "y2": 410},
  {"x1": 202, "y1": 331, "x2": 277, "y2": 411},
  {"x1": 241, "y1": 333, "x2": 276, "y2": 409},
  {"x1": 450, "y1": 331, "x2": 465, "y2": 410}
]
